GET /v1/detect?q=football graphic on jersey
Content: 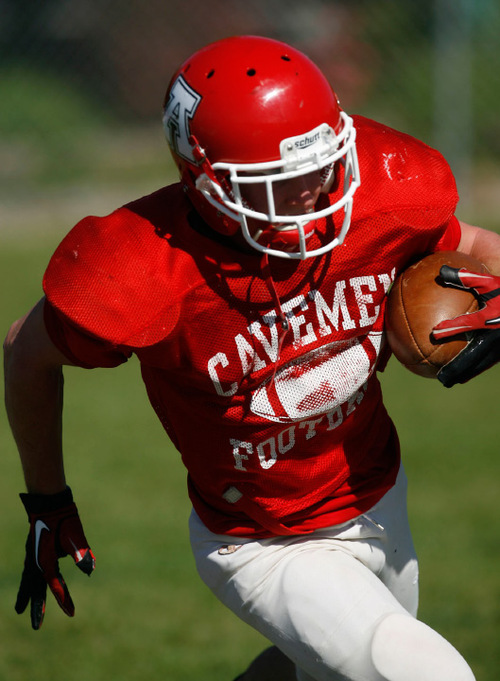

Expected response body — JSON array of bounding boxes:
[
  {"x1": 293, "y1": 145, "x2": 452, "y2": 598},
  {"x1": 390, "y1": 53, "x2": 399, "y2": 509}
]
[{"x1": 250, "y1": 331, "x2": 383, "y2": 422}]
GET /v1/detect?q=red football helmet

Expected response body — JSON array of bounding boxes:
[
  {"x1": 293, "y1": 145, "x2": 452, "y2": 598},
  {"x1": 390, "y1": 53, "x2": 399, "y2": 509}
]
[{"x1": 163, "y1": 35, "x2": 360, "y2": 259}]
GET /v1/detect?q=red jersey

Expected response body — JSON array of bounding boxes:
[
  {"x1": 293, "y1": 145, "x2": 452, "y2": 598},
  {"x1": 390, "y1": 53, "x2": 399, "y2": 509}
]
[{"x1": 43, "y1": 116, "x2": 461, "y2": 537}]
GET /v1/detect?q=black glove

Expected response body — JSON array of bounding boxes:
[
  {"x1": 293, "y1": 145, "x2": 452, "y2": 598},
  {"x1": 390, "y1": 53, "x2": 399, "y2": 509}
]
[
  {"x1": 16, "y1": 486, "x2": 95, "y2": 629},
  {"x1": 432, "y1": 265, "x2": 500, "y2": 387}
]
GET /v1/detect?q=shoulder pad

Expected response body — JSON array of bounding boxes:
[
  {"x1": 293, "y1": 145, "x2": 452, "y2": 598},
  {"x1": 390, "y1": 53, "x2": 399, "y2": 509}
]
[
  {"x1": 43, "y1": 186, "x2": 204, "y2": 346},
  {"x1": 353, "y1": 115, "x2": 459, "y2": 226}
]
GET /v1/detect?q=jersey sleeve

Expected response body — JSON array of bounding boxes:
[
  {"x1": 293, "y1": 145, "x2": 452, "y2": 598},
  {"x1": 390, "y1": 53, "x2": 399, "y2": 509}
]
[
  {"x1": 43, "y1": 209, "x2": 177, "y2": 347},
  {"x1": 44, "y1": 298, "x2": 132, "y2": 369},
  {"x1": 433, "y1": 215, "x2": 461, "y2": 252},
  {"x1": 353, "y1": 116, "x2": 460, "y2": 237}
]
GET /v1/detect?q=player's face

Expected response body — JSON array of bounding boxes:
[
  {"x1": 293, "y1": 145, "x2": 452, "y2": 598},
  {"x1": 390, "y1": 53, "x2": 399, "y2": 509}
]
[
  {"x1": 240, "y1": 170, "x2": 323, "y2": 223},
  {"x1": 232, "y1": 169, "x2": 325, "y2": 253}
]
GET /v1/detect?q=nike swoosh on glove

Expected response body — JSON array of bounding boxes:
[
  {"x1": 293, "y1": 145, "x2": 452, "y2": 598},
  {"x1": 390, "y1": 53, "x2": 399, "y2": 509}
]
[
  {"x1": 432, "y1": 265, "x2": 500, "y2": 387},
  {"x1": 16, "y1": 486, "x2": 95, "y2": 630}
]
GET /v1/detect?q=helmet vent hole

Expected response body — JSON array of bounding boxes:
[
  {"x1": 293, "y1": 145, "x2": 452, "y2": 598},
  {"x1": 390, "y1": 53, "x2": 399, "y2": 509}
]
[
  {"x1": 207, "y1": 69, "x2": 215, "y2": 78},
  {"x1": 247, "y1": 68, "x2": 256, "y2": 76},
  {"x1": 281, "y1": 55, "x2": 291, "y2": 61}
]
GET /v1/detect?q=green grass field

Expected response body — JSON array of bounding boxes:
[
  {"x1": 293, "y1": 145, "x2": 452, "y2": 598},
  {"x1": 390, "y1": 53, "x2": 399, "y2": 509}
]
[{"x1": 1, "y1": 228, "x2": 500, "y2": 681}]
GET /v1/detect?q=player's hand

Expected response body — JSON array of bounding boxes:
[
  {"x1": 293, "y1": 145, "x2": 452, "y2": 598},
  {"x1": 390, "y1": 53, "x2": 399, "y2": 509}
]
[
  {"x1": 16, "y1": 486, "x2": 95, "y2": 630},
  {"x1": 432, "y1": 265, "x2": 500, "y2": 387}
]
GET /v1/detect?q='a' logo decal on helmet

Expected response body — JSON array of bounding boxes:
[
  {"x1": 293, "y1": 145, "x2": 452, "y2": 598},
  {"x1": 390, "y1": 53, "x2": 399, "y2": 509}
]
[{"x1": 163, "y1": 75, "x2": 202, "y2": 163}]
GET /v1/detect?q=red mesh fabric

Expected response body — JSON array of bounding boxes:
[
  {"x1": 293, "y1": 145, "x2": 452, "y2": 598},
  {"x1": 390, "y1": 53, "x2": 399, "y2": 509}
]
[{"x1": 42, "y1": 116, "x2": 460, "y2": 536}]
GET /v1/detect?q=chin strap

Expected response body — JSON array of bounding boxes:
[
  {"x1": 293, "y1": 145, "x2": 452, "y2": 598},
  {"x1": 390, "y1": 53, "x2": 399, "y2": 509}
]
[
  {"x1": 260, "y1": 252, "x2": 290, "y2": 334},
  {"x1": 191, "y1": 137, "x2": 226, "y2": 201}
]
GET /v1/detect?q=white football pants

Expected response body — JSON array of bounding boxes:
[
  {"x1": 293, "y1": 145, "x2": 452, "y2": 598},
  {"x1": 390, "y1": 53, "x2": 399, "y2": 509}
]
[{"x1": 189, "y1": 465, "x2": 475, "y2": 681}]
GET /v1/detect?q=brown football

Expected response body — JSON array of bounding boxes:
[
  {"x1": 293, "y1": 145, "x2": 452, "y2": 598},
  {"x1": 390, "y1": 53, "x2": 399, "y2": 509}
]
[{"x1": 385, "y1": 250, "x2": 486, "y2": 378}]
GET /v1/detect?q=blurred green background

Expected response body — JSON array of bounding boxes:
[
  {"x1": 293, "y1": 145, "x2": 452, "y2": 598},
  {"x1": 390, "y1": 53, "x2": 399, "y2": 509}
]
[{"x1": 1, "y1": 1, "x2": 500, "y2": 680}]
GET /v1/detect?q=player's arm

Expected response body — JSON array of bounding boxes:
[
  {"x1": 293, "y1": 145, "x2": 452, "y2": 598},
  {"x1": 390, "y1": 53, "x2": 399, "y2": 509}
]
[
  {"x1": 4, "y1": 297, "x2": 95, "y2": 629},
  {"x1": 432, "y1": 220, "x2": 500, "y2": 387},
  {"x1": 456, "y1": 220, "x2": 500, "y2": 274},
  {"x1": 4, "y1": 297, "x2": 71, "y2": 494}
]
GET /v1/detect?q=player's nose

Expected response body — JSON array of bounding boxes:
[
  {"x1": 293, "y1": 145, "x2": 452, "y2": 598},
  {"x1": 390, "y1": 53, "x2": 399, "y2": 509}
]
[{"x1": 282, "y1": 173, "x2": 322, "y2": 208}]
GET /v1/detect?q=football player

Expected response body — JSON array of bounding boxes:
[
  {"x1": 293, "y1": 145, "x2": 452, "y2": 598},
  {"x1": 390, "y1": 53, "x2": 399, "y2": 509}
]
[{"x1": 5, "y1": 35, "x2": 500, "y2": 681}]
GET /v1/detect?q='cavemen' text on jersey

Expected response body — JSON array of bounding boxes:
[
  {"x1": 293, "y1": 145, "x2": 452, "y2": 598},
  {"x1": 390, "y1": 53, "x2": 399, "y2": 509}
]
[{"x1": 43, "y1": 116, "x2": 461, "y2": 537}]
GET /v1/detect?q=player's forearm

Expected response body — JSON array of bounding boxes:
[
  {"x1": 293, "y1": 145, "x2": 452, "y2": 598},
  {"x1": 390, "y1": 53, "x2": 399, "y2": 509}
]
[
  {"x1": 4, "y1": 321, "x2": 66, "y2": 494},
  {"x1": 458, "y1": 221, "x2": 500, "y2": 275}
]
